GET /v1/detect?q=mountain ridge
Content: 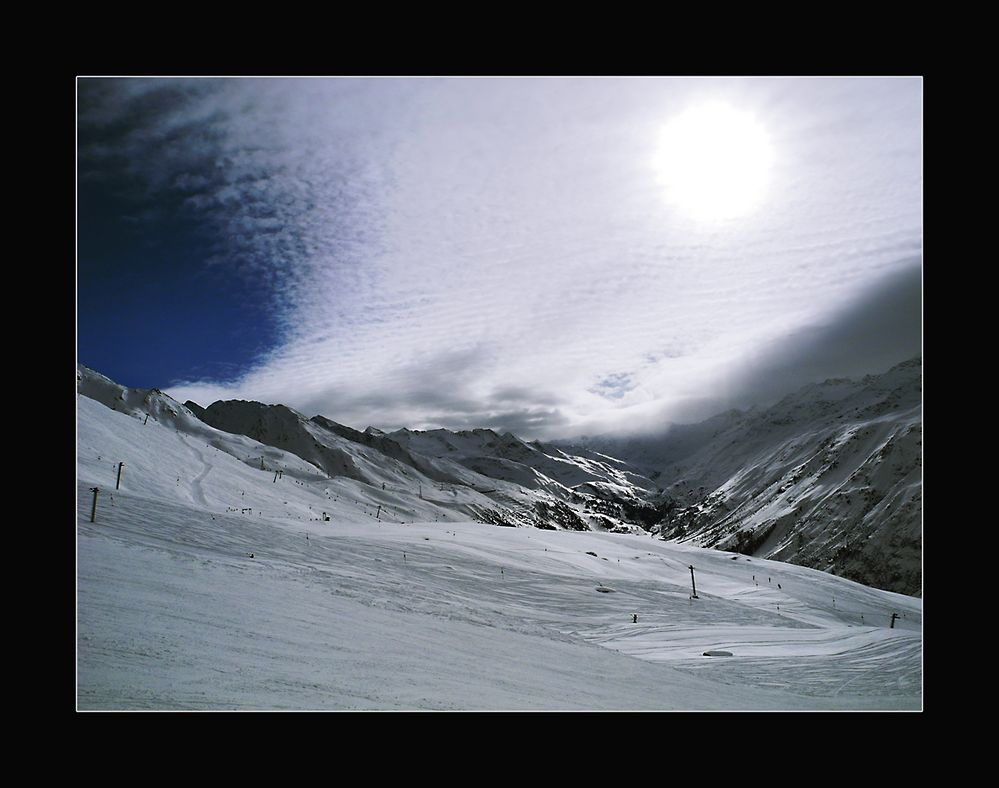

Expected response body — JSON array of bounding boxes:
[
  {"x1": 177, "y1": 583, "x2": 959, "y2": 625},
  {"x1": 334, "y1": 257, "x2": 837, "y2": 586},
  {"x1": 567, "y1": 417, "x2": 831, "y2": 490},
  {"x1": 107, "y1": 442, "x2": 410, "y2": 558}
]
[
  {"x1": 563, "y1": 357, "x2": 922, "y2": 595},
  {"x1": 76, "y1": 356, "x2": 922, "y2": 594},
  {"x1": 77, "y1": 364, "x2": 660, "y2": 534}
]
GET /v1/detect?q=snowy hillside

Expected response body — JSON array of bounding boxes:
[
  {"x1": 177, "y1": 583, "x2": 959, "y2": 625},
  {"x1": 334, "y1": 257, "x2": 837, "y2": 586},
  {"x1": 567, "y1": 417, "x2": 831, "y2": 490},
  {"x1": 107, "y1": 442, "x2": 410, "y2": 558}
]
[
  {"x1": 571, "y1": 358, "x2": 922, "y2": 596},
  {"x1": 76, "y1": 365, "x2": 921, "y2": 710},
  {"x1": 184, "y1": 388, "x2": 662, "y2": 534}
]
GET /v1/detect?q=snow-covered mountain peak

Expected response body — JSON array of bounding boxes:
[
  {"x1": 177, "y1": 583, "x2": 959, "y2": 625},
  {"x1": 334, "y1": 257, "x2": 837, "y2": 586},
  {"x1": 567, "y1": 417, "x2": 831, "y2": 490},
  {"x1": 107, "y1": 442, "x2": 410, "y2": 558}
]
[
  {"x1": 559, "y1": 358, "x2": 922, "y2": 595},
  {"x1": 78, "y1": 365, "x2": 663, "y2": 534},
  {"x1": 77, "y1": 359, "x2": 921, "y2": 595}
]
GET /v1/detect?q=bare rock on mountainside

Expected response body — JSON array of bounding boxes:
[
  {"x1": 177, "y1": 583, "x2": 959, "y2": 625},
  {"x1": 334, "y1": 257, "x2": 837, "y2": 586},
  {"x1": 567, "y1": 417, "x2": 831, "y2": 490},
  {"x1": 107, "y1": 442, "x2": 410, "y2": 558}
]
[
  {"x1": 77, "y1": 364, "x2": 661, "y2": 533},
  {"x1": 77, "y1": 358, "x2": 922, "y2": 595},
  {"x1": 567, "y1": 357, "x2": 922, "y2": 596}
]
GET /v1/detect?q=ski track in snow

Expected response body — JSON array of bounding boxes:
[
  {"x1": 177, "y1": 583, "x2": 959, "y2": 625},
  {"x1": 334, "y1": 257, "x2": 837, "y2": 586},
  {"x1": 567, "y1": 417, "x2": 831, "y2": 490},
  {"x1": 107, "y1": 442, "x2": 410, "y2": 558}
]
[
  {"x1": 179, "y1": 434, "x2": 212, "y2": 509},
  {"x1": 76, "y1": 389, "x2": 922, "y2": 711}
]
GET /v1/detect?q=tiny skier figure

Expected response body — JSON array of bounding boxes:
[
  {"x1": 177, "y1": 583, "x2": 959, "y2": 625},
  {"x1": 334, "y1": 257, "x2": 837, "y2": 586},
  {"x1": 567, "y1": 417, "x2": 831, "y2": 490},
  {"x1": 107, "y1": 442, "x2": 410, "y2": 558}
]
[
  {"x1": 633, "y1": 614, "x2": 638, "y2": 623},
  {"x1": 249, "y1": 553, "x2": 254, "y2": 559}
]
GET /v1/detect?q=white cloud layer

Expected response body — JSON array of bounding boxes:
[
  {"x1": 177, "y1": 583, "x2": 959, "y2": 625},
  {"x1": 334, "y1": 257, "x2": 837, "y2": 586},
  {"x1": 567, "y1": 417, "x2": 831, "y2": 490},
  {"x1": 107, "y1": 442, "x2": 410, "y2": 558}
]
[{"x1": 80, "y1": 77, "x2": 922, "y2": 438}]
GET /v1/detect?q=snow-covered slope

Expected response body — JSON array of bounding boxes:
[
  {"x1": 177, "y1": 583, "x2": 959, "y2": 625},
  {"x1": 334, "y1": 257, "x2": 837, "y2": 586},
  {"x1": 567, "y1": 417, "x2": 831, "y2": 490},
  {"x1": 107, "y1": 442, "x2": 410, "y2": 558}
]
[
  {"x1": 570, "y1": 358, "x2": 923, "y2": 596},
  {"x1": 76, "y1": 364, "x2": 921, "y2": 710},
  {"x1": 77, "y1": 363, "x2": 665, "y2": 534},
  {"x1": 178, "y1": 386, "x2": 661, "y2": 533}
]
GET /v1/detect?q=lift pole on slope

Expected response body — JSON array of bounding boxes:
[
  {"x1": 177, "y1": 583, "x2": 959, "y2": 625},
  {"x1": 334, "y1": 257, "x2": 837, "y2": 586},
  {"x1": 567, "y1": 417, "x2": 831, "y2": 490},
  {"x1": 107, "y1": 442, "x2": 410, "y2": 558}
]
[
  {"x1": 89, "y1": 487, "x2": 100, "y2": 523},
  {"x1": 116, "y1": 462, "x2": 125, "y2": 490},
  {"x1": 688, "y1": 565, "x2": 699, "y2": 599},
  {"x1": 890, "y1": 612, "x2": 899, "y2": 629}
]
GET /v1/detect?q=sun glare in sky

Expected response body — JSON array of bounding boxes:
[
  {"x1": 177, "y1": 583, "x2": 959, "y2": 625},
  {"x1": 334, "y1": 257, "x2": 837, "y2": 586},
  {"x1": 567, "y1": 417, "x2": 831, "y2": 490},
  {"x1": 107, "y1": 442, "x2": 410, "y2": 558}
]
[
  {"x1": 78, "y1": 78, "x2": 921, "y2": 438},
  {"x1": 653, "y1": 101, "x2": 775, "y2": 222}
]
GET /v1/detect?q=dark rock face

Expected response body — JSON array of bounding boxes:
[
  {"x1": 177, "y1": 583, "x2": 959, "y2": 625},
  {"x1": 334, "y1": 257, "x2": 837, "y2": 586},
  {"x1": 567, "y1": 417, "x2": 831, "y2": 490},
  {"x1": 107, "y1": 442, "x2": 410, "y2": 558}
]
[
  {"x1": 196, "y1": 400, "x2": 366, "y2": 482},
  {"x1": 567, "y1": 358, "x2": 923, "y2": 597}
]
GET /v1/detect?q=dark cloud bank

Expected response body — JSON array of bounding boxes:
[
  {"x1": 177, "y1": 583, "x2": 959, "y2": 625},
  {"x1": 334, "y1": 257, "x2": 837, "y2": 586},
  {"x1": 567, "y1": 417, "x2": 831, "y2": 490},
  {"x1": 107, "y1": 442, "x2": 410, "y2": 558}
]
[{"x1": 644, "y1": 259, "x2": 922, "y2": 433}]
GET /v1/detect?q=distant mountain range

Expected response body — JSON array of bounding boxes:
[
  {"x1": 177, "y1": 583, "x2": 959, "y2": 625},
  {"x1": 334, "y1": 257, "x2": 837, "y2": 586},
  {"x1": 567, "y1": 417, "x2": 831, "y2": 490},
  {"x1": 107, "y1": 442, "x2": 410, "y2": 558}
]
[
  {"x1": 565, "y1": 357, "x2": 922, "y2": 595},
  {"x1": 77, "y1": 356, "x2": 921, "y2": 595},
  {"x1": 77, "y1": 363, "x2": 661, "y2": 535}
]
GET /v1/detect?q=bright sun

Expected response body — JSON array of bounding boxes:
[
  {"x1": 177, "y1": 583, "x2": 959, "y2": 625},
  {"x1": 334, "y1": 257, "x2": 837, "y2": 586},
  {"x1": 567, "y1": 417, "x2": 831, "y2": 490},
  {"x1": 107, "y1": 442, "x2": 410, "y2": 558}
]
[{"x1": 652, "y1": 102, "x2": 774, "y2": 222}]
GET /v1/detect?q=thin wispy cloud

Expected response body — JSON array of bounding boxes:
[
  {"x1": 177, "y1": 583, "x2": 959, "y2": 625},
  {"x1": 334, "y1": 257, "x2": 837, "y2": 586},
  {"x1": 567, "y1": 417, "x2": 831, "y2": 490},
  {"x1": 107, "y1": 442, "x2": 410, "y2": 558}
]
[{"x1": 78, "y1": 77, "x2": 922, "y2": 438}]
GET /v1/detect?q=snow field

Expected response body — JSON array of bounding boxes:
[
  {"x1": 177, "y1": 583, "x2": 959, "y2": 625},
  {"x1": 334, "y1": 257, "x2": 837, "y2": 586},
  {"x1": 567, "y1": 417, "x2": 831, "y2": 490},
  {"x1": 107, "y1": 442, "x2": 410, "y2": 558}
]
[{"x1": 77, "y1": 392, "x2": 921, "y2": 710}]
